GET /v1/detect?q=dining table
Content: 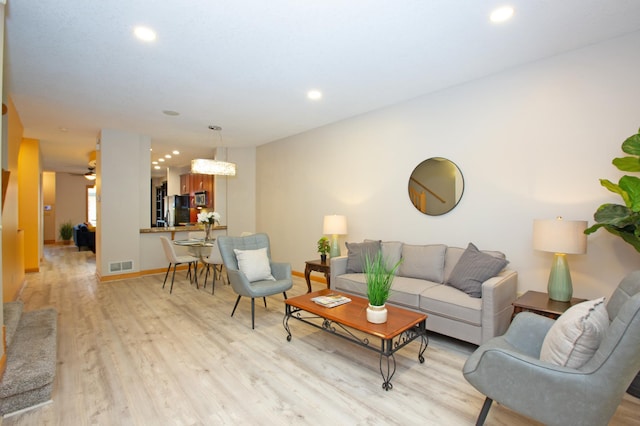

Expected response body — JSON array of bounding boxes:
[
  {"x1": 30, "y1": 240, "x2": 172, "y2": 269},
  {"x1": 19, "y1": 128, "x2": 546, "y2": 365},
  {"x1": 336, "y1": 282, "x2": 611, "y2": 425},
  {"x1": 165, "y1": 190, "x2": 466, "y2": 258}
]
[{"x1": 173, "y1": 238, "x2": 216, "y2": 285}]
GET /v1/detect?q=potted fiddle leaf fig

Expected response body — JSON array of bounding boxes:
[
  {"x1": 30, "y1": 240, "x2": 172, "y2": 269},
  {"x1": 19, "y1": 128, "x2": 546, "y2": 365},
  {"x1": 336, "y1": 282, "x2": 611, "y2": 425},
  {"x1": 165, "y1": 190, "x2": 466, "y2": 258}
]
[
  {"x1": 584, "y1": 127, "x2": 640, "y2": 398},
  {"x1": 584, "y1": 127, "x2": 640, "y2": 252},
  {"x1": 317, "y1": 236, "x2": 330, "y2": 263}
]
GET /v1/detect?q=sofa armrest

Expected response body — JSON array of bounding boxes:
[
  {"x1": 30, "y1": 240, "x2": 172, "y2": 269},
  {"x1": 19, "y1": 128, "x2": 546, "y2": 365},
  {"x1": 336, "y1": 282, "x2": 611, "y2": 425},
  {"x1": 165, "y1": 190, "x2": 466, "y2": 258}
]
[
  {"x1": 480, "y1": 269, "x2": 518, "y2": 344},
  {"x1": 330, "y1": 256, "x2": 348, "y2": 284}
]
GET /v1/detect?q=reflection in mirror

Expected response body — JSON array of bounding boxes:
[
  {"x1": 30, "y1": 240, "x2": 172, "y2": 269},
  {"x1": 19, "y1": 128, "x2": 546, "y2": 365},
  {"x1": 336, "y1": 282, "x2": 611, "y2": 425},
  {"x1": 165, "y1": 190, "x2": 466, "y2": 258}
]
[{"x1": 408, "y1": 157, "x2": 464, "y2": 216}]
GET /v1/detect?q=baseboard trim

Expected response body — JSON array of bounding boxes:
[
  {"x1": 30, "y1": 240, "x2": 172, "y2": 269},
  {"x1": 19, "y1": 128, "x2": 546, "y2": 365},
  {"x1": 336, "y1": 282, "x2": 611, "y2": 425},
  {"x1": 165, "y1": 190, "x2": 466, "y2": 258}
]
[{"x1": 292, "y1": 270, "x2": 326, "y2": 284}]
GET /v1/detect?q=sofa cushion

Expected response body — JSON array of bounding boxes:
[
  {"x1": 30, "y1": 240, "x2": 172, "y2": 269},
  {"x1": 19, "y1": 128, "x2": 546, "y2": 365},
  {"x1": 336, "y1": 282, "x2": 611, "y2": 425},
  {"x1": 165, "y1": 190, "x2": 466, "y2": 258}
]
[
  {"x1": 345, "y1": 240, "x2": 381, "y2": 273},
  {"x1": 540, "y1": 297, "x2": 609, "y2": 368},
  {"x1": 388, "y1": 276, "x2": 440, "y2": 308},
  {"x1": 419, "y1": 284, "x2": 483, "y2": 326},
  {"x1": 333, "y1": 274, "x2": 438, "y2": 309},
  {"x1": 446, "y1": 243, "x2": 508, "y2": 298},
  {"x1": 366, "y1": 240, "x2": 404, "y2": 274},
  {"x1": 399, "y1": 244, "x2": 447, "y2": 283}
]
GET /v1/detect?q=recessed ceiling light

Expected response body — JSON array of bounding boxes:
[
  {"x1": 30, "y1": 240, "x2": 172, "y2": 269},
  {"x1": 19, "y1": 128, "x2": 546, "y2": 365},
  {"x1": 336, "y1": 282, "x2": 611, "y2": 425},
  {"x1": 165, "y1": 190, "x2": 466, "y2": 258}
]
[
  {"x1": 152, "y1": 161, "x2": 158, "y2": 165},
  {"x1": 307, "y1": 90, "x2": 323, "y2": 100},
  {"x1": 172, "y1": 150, "x2": 180, "y2": 155},
  {"x1": 490, "y1": 6, "x2": 514, "y2": 23},
  {"x1": 165, "y1": 154, "x2": 172, "y2": 159},
  {"x1": 154, "y1": 165, "x2": 161, "y2": 170},
  {"x1": 158, "y1": 158, "x2": 165, "y2": 162},
  {"x1": 58, "y1": 127, "x2": 68, "y2": 132},
  {"x1": 162, "y1": 110, "x2": 179, "y2": 116},
  {"x1": 134, "y1": 26, "x2": 157, "y2": 42}
]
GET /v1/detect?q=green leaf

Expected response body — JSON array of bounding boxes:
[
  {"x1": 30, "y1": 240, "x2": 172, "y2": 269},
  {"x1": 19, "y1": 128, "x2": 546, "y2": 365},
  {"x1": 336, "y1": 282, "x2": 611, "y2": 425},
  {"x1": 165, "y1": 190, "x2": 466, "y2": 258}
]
[
  {"x1": 619, "y1": 175, "x2": 640, "y2": 211},
  {"x1": 602, "y1": 225, "x2": 640, "y2": 253},
  {"x1": 621, "y1": 132, "x2": 640, "y2": 155},
  {"x1": 600, "y1": 179, "x2": 630, "y2": 206},
  {"x1": 613, "y1": 156, "x2": 640, "y2": 172},
  {"x1": 593, "y1": 203, "x2": 634, "y2": 226}
]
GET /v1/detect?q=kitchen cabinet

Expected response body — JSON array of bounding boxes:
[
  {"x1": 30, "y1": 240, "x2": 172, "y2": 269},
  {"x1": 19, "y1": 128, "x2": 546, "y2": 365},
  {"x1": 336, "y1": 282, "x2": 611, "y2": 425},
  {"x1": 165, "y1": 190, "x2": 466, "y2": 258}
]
[{"x1": 179, "y1": 173, "x2": 214, "y2": 209}]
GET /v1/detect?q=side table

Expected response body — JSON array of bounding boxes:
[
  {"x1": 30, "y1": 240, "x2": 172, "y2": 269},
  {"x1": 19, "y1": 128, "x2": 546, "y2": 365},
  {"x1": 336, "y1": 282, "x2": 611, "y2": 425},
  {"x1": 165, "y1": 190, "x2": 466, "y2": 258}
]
[
  {"x1": 512, "y1": 290, "x2": 586, "y2": 320},
  {"x1": 304, "y1": 259, "x2": 331, "y2": 293}
]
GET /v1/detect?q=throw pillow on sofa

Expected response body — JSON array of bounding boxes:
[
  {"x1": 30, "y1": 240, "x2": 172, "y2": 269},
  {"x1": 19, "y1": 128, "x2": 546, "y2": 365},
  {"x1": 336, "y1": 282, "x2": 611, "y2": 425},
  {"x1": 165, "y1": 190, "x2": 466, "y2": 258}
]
[
  {"x1": 398, "y1": 244, "x2": 447, "y2": 283},
  {"x1": 345, "y1": 240, "x2": 381, "y2": 273},
  {"x1": 446, "y1": 242, "x2": 508, "y2": 298}
]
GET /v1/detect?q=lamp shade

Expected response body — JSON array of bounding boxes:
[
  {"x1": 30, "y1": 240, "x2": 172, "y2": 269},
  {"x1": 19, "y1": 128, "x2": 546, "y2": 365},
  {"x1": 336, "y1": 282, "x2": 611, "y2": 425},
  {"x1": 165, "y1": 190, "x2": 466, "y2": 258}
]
[
  {"x1": 323, "y1": 215, "x2": 347, "y2": 235},
  {"x1": 191, "y1": 159, "x2": 236, "y2": 176},
  {"x1": 533, "y1": 217, "x2": 587, "y2": 254}
]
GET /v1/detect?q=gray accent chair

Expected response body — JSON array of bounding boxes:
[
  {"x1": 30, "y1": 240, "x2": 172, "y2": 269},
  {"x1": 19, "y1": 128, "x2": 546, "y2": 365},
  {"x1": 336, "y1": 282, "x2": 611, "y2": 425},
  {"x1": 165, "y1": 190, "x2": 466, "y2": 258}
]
[
  {"x1": 463, "y1": 271, "x2": 640, "y2": 426},
  {"x1": 217, "y1": 233, "x2": 292, "y2": 329}
]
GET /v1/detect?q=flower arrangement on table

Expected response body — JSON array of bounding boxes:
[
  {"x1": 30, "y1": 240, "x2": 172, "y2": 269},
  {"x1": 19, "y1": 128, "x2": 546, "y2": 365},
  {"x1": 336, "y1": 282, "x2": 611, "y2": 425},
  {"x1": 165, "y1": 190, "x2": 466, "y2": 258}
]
[{"x1": 197, "y1": 211, "x2": 220, "y2": 241}]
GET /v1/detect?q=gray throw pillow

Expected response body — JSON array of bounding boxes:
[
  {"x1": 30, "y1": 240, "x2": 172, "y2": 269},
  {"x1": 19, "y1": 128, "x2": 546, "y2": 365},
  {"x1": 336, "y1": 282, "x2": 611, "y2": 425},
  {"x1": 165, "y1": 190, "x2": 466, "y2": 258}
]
[
  {"x1": 346, "y1": 240, "x2": 381, "y2": 273},
  {"x1": 446, "y1": 242, "x2": 508, "y2": 298}
]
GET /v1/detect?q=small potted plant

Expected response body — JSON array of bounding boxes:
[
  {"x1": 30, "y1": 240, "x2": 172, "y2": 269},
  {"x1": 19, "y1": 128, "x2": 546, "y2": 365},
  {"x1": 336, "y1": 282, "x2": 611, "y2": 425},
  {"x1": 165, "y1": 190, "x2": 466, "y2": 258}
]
[
  {"x1": 59, "y1": 220, "x2": 74, "y2": 244},
  {"x1": 317, "y1": 236, "x2": 331, "y2": 263},
  {"x1": 364, "y1": 251, "x2": 401, "y2": 323}
]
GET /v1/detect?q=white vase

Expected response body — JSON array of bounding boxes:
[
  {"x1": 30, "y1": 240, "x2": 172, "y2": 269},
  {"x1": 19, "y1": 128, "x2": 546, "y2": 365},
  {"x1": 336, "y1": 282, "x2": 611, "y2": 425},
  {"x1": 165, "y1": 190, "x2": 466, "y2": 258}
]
[{"x1": 366, "y1": 303, "x2": 388, "y2": 324}]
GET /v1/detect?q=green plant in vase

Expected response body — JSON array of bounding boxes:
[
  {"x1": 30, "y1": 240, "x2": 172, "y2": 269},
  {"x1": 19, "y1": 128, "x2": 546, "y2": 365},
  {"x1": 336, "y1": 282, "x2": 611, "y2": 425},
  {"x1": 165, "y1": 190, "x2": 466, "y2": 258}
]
[
  {"x1": 364, "y1": 251, "x2": 401, "y2": 323},
  {"x1": 317, "y1": 236, "x2": 331, "y2": 262},
  {"x1": 585, "y1": 127, "x2": 640, "y2": 252},
  {"x1": 59, "y1": 220, "x2": 73, "y2": 244}
]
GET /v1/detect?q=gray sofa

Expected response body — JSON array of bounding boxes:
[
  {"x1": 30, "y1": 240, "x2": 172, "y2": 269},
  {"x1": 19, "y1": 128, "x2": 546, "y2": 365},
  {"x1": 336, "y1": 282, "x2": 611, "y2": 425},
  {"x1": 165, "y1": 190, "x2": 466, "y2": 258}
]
[{"x1": 331, "y1": 241, "x2": 518, "y2": 345}]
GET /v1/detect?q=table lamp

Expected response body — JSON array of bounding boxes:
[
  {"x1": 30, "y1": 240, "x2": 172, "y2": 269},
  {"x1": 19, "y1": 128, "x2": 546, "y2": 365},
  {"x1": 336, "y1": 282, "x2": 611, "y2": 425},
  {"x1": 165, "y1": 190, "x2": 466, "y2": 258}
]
[
  {"x1": 533, "y1": 217, "x2": 587, "y2": 302},
  {"x1": 323, "y1": 215, "x2": 347, "y2": 258}
]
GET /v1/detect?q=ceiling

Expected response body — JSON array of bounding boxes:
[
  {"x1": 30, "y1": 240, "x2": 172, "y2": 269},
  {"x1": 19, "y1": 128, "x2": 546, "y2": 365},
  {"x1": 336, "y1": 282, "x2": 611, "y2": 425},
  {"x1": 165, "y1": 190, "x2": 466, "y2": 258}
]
[{"x1": 5, "y1": 1, "x2": 640, "y2": 177}]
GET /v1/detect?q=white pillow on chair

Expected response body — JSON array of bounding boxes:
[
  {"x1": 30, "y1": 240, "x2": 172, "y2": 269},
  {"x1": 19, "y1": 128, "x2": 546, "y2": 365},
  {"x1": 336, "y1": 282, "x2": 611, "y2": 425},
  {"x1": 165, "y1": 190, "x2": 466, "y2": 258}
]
[
  {"x1": 233, "y1": 247, "x2": 276, "y2": 282},
  {"x1": 540, "y1": 297, "x2": 609, "y2": 368}
]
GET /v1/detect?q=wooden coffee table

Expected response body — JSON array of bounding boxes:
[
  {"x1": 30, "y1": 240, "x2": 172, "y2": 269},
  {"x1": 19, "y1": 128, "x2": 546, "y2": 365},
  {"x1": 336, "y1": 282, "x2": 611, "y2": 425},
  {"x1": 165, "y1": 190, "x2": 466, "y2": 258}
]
[{"x1": 283, "y1": 289, "x2": 428, "y2": 391}]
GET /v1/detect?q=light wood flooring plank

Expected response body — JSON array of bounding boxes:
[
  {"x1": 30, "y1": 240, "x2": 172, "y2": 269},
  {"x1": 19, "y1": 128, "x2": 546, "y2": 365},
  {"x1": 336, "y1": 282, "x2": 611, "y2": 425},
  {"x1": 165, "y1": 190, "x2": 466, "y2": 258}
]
[{"x1": 3, "y1": 245, "x2": 639, "y2": 425}]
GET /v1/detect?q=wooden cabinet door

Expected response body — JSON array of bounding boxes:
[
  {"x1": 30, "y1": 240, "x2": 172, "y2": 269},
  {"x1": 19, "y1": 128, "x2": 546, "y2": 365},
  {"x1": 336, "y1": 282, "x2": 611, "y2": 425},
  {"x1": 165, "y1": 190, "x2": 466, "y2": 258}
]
[{"x1": 180, "y1": 174, "x2": 190, "y2": 195}]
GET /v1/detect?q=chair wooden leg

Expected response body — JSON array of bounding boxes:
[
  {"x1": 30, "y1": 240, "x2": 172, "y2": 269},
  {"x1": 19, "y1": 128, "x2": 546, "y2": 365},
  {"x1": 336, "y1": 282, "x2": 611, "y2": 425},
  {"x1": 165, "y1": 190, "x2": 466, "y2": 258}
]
[
  {"x1": 283, "y1": 291, "x2": 288, "y2": 300},
  {"x1": 476, "y1": 398, "x2": 493, "y2": 426},
  {"x1": 162, "y1": 264, "x2": 171, "y2": 289},
  {"x1": 263, "y1": 297, "x2": 267, "y2": 308},
  {"x1": 251, "y1": 298, "x2": 255, "y2": 330},
  {"x1": 231, "y1": 295, "x2": 242, "y2": 317}
]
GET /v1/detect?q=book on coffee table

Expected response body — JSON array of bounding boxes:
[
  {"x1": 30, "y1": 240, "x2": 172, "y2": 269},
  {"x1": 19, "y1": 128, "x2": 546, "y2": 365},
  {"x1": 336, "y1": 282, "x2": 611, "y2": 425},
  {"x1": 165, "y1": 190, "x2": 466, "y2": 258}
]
[{"x1": 311, "y1": 294, "x2": 351, "y2": 308}]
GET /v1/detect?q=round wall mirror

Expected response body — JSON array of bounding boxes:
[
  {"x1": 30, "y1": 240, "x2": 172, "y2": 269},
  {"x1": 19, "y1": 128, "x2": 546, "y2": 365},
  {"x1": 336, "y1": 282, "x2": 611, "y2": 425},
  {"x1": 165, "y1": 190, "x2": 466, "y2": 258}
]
[{"x1": 408, "y1": 157, "x2": 464, "y2": 216}]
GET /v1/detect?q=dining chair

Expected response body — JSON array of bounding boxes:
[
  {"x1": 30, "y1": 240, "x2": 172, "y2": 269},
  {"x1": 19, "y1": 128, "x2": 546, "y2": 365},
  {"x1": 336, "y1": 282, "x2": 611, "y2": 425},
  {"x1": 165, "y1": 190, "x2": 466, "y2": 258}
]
[
  {"x1": 201, "y1": 243, "x2": 226, "y2": 294},
  {"x1": 159, "y1": 236, "x2": 199, "y2": 294}
]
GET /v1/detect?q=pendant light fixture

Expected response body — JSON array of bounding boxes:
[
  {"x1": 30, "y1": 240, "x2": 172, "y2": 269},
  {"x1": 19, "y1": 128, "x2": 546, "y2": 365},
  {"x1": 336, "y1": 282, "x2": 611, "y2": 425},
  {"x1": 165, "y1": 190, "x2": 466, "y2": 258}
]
[{"x1": 191, "y1": 125, "x2": 237, "y2": 176}]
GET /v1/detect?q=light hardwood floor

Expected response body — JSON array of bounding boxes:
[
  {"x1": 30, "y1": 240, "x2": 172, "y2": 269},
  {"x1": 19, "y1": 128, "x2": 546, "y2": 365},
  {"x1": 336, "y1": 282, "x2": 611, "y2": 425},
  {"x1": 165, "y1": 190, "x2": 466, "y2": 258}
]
[{"x1": 3, "y1": 245, "x2": 639, "y2": 425}]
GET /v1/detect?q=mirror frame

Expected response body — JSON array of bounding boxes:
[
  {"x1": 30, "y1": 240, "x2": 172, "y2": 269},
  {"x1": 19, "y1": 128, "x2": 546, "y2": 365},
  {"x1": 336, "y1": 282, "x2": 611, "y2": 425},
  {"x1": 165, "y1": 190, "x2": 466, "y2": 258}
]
[{"x1": 408, "y1": 157, "x2": 464, "y2": 216}]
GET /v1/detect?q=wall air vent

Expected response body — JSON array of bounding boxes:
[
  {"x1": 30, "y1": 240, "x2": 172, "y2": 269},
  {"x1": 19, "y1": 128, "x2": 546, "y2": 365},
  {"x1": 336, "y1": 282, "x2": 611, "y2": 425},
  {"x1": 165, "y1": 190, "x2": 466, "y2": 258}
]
[{"x1": 109, "y1": 261, "x2": 134, "y2": 273}]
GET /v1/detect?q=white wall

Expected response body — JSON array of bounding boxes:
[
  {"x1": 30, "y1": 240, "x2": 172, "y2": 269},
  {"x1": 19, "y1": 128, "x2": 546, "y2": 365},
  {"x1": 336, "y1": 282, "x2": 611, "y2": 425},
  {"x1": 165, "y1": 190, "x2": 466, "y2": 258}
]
[
  {"x1": 227, "y1": 147, "x2": 256, "y2": 236},
  {"x1": 98, "y1": 129, "x2": 150, "y2": 277},
  {"x1": 55, "y1": 172, "x2": 91, "y2": 241},
  {"x1": 257, "y1": 31, "x2": 640, "y2": 300}
]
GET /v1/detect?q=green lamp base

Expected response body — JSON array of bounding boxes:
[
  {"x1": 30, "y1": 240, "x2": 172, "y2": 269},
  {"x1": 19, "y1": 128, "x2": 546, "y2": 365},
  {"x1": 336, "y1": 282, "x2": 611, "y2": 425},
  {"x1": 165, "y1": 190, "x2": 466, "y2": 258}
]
[
  {"x1": 547, "y1": 253, "x2": 573, "y2": 302},
  {"x1": 329, "y1": 234, "x2": 341, "y2": 258}
]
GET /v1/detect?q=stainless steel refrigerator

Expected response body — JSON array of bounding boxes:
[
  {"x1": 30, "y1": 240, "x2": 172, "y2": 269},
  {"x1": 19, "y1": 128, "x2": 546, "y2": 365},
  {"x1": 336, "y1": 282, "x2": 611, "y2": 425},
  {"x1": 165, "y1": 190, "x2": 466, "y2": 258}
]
[{"x1": 164, "y1": 195, "x2": 190, "y2": 226}]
